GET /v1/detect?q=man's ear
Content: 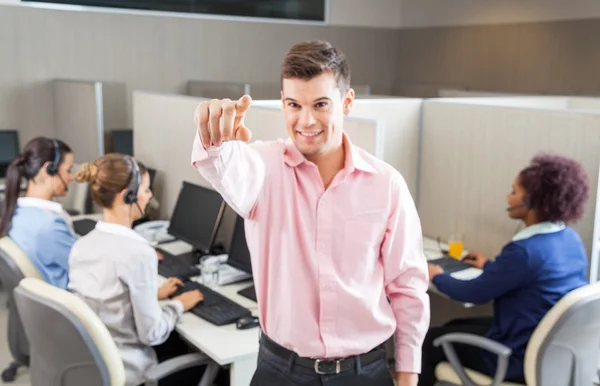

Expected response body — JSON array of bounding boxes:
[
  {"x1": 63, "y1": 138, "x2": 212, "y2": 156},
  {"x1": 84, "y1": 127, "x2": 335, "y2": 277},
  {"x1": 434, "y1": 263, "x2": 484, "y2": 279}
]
[{"x1": 343, "y1": 88, "x2": 355, "y2": 116}]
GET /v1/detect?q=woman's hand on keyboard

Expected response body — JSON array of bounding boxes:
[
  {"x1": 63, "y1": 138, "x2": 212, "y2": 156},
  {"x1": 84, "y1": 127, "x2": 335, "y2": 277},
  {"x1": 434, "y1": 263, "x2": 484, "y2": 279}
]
[
  {"x1": 174, "y1": 290, "x2": 204, "y2": 312},
  {"x1": 461, "y1": 252, "x2": 488, "y2": 269},
  {"x1": 427, "y1": 263, "x2": 444, "y2": 280},
  {"x1": 158, "y1": 277, "x2": 184, "y2": 300}
]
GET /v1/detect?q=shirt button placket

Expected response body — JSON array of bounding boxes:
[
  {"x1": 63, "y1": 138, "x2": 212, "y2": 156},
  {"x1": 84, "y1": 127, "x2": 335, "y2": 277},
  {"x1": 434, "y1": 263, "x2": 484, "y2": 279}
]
[{"x1": 316, "y1": 197, "x2": 338, "y2": 357}]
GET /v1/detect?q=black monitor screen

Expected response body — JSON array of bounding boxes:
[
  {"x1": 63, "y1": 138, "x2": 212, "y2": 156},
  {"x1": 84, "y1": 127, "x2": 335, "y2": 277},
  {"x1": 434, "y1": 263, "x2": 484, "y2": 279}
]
[
  {"x1": 227, "y1": 215, "x2": 252, "y2": 274},
  {"x1": 111, "y1": 129, "x2": 133, "y2": 156},
  {"x1": 0, "y1": 131, "x2": 19, "y2": 179},
  {"x1": 168, "y1": 181, "x2": 224, "y2": 253},
  {"x1": 0, "y1": 131, "x2": 19, "y2": 164}
]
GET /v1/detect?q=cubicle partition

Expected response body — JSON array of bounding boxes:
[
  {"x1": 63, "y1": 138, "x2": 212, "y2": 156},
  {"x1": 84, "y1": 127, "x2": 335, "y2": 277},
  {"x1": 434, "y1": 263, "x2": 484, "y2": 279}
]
[
  {"x1": 52, "y1": 79, "x2": 127, "y2": 164},
  {"x1": 349, "y1": 98, "x2": 422, "y2": 196},
  {"x1": 568, "y1": 97, "x2": 600, "y2": 111},
  {"x1": 418, "y1": 100, "x2": 600, "y2": 274}
]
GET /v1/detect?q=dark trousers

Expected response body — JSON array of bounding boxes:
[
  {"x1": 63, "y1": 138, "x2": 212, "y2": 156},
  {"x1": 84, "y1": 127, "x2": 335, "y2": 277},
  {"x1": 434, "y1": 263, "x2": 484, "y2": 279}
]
[
  {"x1": 250, "y1": 335, "x2": 394, "y2": 386},
  {"x1": 419, "y1": 317, "x2": 498, "y2": 386}
]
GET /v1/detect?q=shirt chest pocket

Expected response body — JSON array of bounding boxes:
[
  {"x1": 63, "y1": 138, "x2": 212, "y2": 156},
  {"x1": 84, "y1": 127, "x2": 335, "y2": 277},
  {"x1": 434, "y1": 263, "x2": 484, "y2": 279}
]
[{"x1": 339, "y1": 215, "x2": 386, "y2": 279}]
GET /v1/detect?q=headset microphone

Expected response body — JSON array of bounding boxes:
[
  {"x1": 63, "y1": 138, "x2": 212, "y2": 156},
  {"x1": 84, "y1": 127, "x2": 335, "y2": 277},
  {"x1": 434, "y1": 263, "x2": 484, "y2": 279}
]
[
  {"x1": 57, "y1": 173, "x2": 69, "y2": 192},
  {"x1": 506, "y1": 203, "x2": 527, "y2": 211}
]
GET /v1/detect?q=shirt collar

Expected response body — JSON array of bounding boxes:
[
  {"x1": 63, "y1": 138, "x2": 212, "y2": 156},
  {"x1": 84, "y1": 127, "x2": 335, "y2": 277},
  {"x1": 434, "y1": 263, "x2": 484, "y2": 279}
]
[
  {"x1": 283, "y1": 131, "x2": 377, "y2": 174},
  {"x1": 17, "y1": 197, "x2": 64, "y2": 215},
  {"x1": 512, "y1": 221, "x2": 566, "y2": 241},
  {"x1": 95, "y1": 221, "x2": 149, "y2": 244}
]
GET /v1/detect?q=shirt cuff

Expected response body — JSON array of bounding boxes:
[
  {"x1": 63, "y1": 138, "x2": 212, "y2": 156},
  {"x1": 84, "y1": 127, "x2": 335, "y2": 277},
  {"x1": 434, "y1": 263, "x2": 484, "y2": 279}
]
[
  {"x1": 190, "y1": 132, "x2": 229, "y2": 167},
  {"x1": 171, "y1": 300, "x2": 184, "y2": 317},
  {"x1": 394, "y1": 344, "x2": 421, "y2": 373}
]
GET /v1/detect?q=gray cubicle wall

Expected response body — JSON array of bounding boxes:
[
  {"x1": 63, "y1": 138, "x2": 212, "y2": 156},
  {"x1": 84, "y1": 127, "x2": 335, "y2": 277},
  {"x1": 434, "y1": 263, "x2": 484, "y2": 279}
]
[
  {"x1": 187, "y1": 81, "x2": 250, "y2": 100},
  {"x1": 53, "y1": 79, "x2": 127, "y2": 164}
]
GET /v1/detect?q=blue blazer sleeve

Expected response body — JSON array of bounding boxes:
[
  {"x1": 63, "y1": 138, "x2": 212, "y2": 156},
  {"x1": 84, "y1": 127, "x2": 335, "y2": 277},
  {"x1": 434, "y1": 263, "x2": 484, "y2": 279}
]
[
  {"x1": 38, "y1": 217, "x2": 77, "y2": 273},
  {"x1": 432, "y1": 243, "x2": 536, "y2": 304}
]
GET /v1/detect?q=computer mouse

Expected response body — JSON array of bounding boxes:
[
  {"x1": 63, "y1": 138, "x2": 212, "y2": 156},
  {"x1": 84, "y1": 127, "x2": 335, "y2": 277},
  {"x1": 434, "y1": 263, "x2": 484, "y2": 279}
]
[{"x1": 236, "y1": 316, "x2": 259, "y2": 330}]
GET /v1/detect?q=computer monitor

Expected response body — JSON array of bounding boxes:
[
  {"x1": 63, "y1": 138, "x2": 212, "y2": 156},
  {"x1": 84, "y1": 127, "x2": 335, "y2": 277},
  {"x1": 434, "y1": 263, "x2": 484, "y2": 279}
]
[
  {"x1": 228, "y1": 215, "x2": 257, "y2": 301},
  {"x1": 0, "y1": 130, "x2": 20, "y2": 179},
  {"x1": 111, "y1": 129, "x2": 133, "y2": 156},
  {"x1": 168, "y1": 181, "x2": 225, "y2": 255},
  {"x1": 227, "y1": 215, "x2": 252, "y2": 275}
]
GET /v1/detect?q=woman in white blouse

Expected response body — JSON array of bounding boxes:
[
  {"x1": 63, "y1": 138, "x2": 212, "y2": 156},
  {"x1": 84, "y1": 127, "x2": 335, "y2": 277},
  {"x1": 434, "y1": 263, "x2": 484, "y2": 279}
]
[{"x1": 68, "y1": 153, "x2": 203, "y2": 386}]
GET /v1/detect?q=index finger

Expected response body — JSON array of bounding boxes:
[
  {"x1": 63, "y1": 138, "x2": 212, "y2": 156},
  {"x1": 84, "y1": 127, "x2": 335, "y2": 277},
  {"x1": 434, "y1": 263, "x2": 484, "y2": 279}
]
[
  {"x1": 235, "y1": 94, "x2": 253, "y2": 116},
  {"x1": 173, "y1": 278, "x2": 184, "y2": 286}
]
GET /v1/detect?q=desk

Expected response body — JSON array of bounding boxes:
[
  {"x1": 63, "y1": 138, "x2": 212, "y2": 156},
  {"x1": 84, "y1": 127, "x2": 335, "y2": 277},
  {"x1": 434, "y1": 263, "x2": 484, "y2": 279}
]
[
  {"x1": 422, "y1": 237, "x2": 483, "y2": 308},
  {"x1": 158, "y1": 240, "x2": 259, "y2": 386}
]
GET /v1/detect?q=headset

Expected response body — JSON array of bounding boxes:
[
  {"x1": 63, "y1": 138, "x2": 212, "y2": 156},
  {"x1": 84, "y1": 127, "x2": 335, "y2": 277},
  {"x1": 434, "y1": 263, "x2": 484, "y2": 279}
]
[
  {"x1": 124, "y1": 156, "x2": 143, "y2": 216},
  {"x1": 46, "y1": 139, "x2": 61, "y2": 176},
  {"x1": 506, "y1": 195, "x2": 533, "y2": 212},
  {"x1": 47, "y1": 138, "x2": 69, "y2": 192}
]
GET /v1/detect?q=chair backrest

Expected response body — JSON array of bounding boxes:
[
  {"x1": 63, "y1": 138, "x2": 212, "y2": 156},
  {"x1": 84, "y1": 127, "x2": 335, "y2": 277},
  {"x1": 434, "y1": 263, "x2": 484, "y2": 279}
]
[
  {"x1": 524, "y1": 282, "x2": 600, "y2": 386},
  {"x1": 13, "y1": 278, "x2": 126, "y2": 386},
  {"x1": 0, "y1": 237, "x2": 43, "y2": 289},
  {"x1": 0, "y1": 236, "x2": 43, "y2": 364}
]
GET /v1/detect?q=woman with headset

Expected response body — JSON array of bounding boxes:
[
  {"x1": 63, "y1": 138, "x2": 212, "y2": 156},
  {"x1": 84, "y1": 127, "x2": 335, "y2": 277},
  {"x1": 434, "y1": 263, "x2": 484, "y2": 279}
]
[
  {"x1": 420, "y1": 154, "x2": 590, "y2": 385},
  {"x1": 0, "y1": 137, "x2": 76, "y2": 289},
  {"x1": 68, "y1": 153, "x2": 204, "y2": 386}
]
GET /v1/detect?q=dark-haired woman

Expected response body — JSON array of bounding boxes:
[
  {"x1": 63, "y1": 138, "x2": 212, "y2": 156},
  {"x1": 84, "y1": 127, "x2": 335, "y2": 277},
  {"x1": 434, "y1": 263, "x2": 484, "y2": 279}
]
[
  {"x1": 0, "y1": 137, "x2": 76, "y2": 289},
  {"x1": 421, "y1": 154, "x2": 590, "y2": 385}
]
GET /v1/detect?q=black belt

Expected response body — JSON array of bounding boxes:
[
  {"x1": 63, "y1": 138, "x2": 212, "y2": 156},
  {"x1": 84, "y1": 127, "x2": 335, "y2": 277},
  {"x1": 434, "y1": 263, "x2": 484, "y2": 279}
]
[{"x1": 260, "y1": 333, "x2": 385, "y2": 375}]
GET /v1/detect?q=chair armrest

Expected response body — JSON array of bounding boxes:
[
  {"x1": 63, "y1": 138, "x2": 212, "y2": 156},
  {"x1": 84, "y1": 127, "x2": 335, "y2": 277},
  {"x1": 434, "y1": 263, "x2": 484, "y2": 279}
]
[
  {"x1": 433, "y1": 333, "x2": 512, "y2": 386},
  {"x1": 144, "y1": 353, "x2": 211, "y2": 382}
]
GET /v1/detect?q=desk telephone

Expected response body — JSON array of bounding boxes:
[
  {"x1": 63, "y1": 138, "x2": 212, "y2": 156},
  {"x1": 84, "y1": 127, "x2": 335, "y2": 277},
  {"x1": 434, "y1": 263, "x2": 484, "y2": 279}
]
[{"x1": 134, "y1": 220, "x2": 175, "y2": 245}]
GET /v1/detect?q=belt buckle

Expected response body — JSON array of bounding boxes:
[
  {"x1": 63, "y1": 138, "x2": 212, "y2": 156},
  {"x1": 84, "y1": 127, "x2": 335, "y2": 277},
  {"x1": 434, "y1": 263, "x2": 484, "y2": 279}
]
[{"x1": 314, "y1": 359, "x2": 341, "y2": 375}]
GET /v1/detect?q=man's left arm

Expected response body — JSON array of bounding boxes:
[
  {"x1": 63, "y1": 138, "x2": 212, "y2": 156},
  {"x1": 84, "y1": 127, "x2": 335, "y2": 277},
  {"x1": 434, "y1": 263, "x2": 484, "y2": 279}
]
[{"x1": 381, "y1": 175, "x2": 430, "y2": 385}]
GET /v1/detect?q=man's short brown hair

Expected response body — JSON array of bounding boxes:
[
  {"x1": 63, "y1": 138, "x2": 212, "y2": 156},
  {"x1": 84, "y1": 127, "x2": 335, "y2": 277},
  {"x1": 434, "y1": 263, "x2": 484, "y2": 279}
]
[{"x1": 281, "y1": 40, "x2": 350, "y2": 93}]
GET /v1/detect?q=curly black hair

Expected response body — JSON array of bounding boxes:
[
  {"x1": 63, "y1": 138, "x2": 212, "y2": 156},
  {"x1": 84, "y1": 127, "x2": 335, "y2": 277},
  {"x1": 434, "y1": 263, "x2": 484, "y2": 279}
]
[{"x1": 519, "y1": 154, "x2": 590, "y2": 224}]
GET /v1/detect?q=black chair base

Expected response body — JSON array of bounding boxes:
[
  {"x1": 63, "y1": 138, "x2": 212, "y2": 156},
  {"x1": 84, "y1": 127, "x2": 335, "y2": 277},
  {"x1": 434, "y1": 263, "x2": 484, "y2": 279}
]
[{"x1": 2, "y1": 362, "x2": 22, "y2": 383}]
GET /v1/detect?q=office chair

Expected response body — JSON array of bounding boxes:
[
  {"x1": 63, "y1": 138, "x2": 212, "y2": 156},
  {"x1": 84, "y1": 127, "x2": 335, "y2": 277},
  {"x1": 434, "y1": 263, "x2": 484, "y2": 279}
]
[
  {"x1": 0, "y1": 236, "x2": 43, "y2": 383},
  {"x1": 433, "y1": 282, "x2": 600, "y2": 386},
  {"x1": 13, "y1": 277, "x2": 221, "y2": 386}
]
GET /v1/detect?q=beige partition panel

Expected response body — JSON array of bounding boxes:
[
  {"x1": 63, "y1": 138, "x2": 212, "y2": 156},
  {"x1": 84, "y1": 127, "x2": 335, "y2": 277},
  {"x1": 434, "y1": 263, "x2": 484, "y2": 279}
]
[
  {"x1": 187, "y1": 81, "x2": 249, "y2": 99},
  {"x1": 53, "y1": 80, "x2": 104, "y2": 164},
  {"x1": 568, "y1": 97, "x2": 600, "y2": 111},
  {"x1": 439, "y1": 96, "x2": 570, "y2": 110},
  {"x1": 134, "y1": 91, "x2": 382, "y2": 247},
  {"x1": 349, "y1": 99, "x2": 422, "y2": 196},
  {"x1": 419, "y1": 101, "x2": 600, "y2": 265},
  {"x1": 101, "y1": 82, "x2": 128, "y2": 131}
]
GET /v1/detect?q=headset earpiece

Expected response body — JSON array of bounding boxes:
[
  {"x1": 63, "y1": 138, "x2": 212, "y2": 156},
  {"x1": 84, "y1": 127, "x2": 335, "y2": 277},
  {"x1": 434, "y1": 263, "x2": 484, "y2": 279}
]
[
  {"x1": 46, "y1": 139, "x2": 61, "y2": 176},
  {"x1": 123, "y1": 157, "x2": 141, "y2": 205}
]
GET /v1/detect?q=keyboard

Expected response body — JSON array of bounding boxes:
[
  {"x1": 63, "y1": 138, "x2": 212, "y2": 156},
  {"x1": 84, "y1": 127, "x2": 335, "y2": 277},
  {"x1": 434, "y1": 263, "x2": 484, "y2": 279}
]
[
  {"x1": 73, "y1": 219, "x2": 97, "y2": 236},
  {"x1": 173, "y1": 281, "x2": 251, "y2": 326},
  {"x1": 157, "y1": 249, "x2": 201, "y2": 280},
  {"x1": 428, "y1": 256, "x2": 472, "y2": 274}
]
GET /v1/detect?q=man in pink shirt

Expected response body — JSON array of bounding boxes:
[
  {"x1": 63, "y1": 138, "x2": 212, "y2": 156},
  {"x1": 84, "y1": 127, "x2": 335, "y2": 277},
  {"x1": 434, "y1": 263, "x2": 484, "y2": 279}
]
[{"x1": 191, "y1": 40, "x2": 429, "y2": 386}]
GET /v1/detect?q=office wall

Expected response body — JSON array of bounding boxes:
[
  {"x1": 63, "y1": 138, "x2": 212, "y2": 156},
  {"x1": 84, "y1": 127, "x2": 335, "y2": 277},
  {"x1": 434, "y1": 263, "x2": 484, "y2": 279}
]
[
  {"x1": 133, "y1": 91, "x2": 382, "y2": 248},
  {"x1": 348, "y1": 99, "x2": 422, "y2": 196},
  {"x1": 0, "y1": 4, "x2": 400, "y2": 144},
  {"x1": 395, "y1": 18, "x2": 600, "y2": 97},
  {"x1": 418, "y1": 101, "x2": 600, "y2": 265},
  {"x1": 399, "y1": 0, "x2": 600, "y2": 28}
]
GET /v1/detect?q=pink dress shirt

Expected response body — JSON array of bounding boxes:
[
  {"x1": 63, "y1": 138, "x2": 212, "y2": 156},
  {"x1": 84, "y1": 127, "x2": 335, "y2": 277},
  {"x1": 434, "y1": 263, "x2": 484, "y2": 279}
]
[{"x1": 191, "y1": 131, "x2": 430, "y2": 373}]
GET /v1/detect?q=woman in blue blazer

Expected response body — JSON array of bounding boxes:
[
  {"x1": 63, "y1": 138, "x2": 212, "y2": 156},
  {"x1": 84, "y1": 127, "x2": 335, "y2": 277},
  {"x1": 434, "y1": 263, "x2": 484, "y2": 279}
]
[{"x1": 421, "y1": 154, "x2": 590, "y2": 385}]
